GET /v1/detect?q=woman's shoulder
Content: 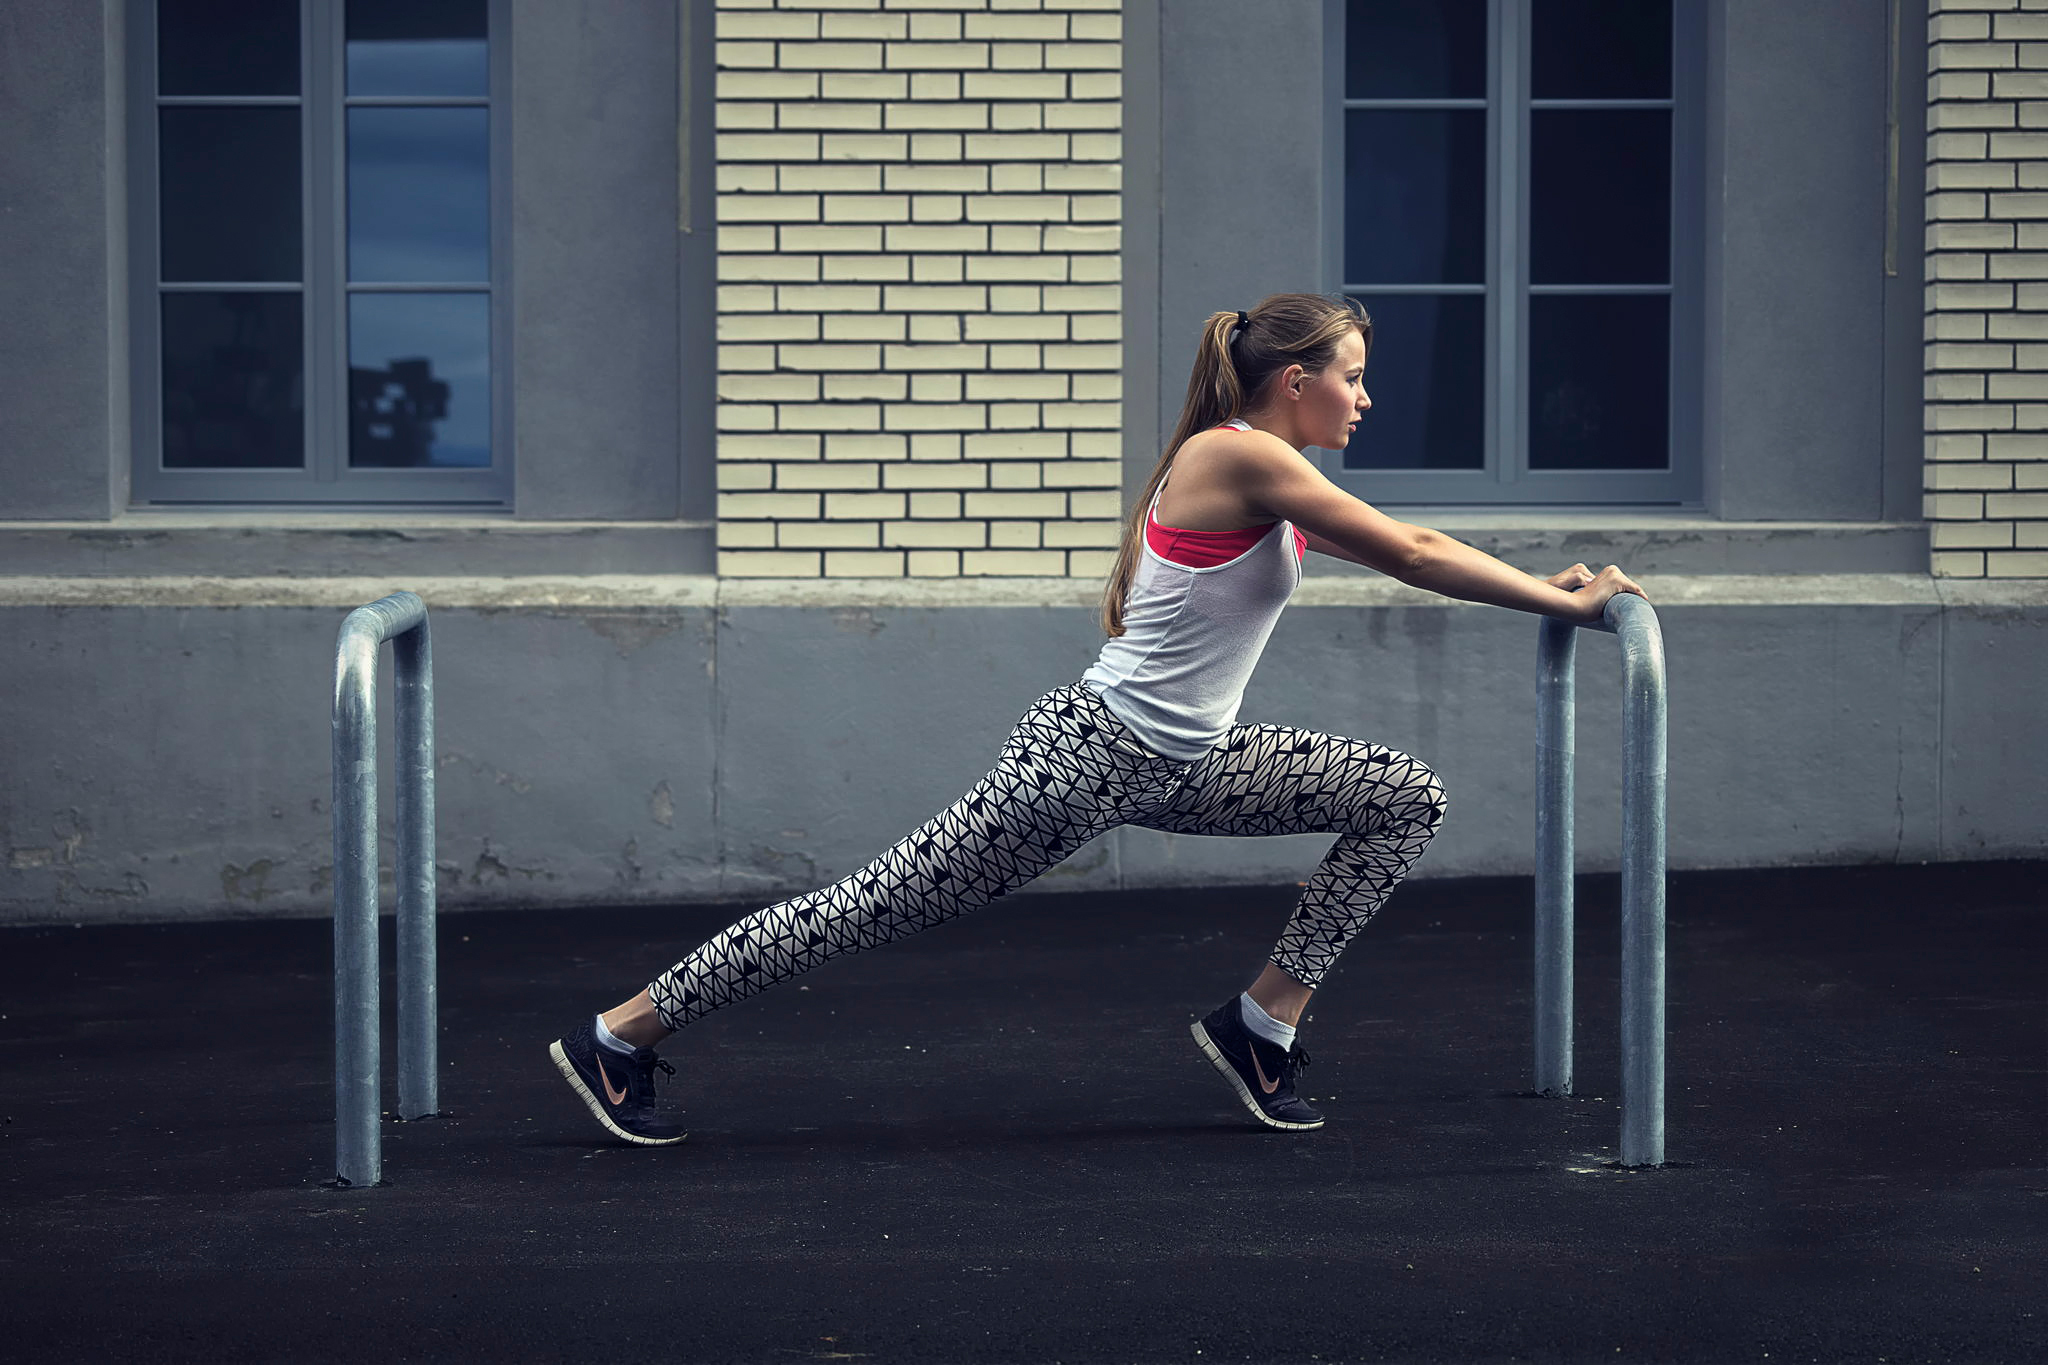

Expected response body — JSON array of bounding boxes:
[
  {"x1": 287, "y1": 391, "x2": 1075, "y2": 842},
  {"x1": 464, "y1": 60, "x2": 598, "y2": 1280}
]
[{"x1": 1179, "y1": 423, "x2": 1305, "y2": 481}]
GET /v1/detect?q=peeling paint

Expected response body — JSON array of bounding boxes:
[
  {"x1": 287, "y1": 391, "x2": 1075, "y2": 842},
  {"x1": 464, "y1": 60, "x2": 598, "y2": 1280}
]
[
  {"x1": 618, "y1": 838, "x2": 643, "y2": 885},
  {"x1": 651, "y1": 780, "x2": 674, "y2": 828},
  {"x1": 438, "y1": 751, "x2": 533, "y2": 794},
  {"x1": 580, "y1": 609, "x2": 685, "y2": 658},
  {"x1": 221, "y1": 859, "x2": 282, "y2": 902},
  {"x1": 830, "y1": 607, "x2": 885, "y2": 636}
]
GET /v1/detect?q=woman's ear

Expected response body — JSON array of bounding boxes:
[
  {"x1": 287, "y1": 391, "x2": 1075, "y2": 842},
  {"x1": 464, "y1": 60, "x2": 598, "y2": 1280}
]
[{"x1": 1280, "y1": 363, "x2": 1306, "y2": 399}]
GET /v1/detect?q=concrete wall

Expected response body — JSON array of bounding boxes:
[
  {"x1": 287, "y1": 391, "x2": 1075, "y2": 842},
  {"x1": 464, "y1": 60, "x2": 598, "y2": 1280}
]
[{"x1": 4, "y1": 577, "x2": 2041, "y2": 925}]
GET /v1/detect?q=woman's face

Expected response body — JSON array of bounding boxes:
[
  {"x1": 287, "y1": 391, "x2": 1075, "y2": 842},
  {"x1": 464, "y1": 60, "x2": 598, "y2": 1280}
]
[{"x1": 1296, "y1": 327, "x2": 1372, "y2": 449}]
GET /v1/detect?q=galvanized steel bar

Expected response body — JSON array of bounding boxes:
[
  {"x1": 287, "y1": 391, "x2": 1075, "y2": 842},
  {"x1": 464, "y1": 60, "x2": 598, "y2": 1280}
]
[
  {"x1": 332, "y1": 591, "x2": 435, "y2": 1188},
  {"x1": 1534, "y1": 593, "x2": 1668, "y2": 1167},
  {"x1": 1534, "y1": 616, "x2": 1577, "y2": 1098},
  {"x1": 1610, "y1": 593, "x2": 1668, "y2": 1168}
]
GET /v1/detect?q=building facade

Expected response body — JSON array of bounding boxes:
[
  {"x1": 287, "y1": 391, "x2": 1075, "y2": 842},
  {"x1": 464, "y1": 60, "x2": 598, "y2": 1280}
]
[{"x1": 1, "y1": 0, "x2": 2042, "y2": 924}]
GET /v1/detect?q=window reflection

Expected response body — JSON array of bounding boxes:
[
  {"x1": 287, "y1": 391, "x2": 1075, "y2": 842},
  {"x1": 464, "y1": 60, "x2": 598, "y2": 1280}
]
[
  {"x1": 348, "y1": 107, "x2": 490, "y2": 283},
  {"x1": 1529, "y1": 294, "x2": 1668, "y2": 471},
  {"x1": 162, "y1": 292, "x2": 305, "y2": 469},
  {"x1": 347, "y1": 0, "x2": 488, "y2": 97},
  {"x1": 348, "y1": 293, "x2": 491, "y2": 468}
]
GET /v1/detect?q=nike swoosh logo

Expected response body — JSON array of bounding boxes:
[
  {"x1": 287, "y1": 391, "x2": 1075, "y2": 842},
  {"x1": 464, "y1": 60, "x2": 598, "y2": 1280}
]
[
  {"x1": 1250, "y1": 1045, "x2": 1281, "y2": 1095},
  {"x1": 595, "y1": 1051, "x2": 628, "y2": 1106}
]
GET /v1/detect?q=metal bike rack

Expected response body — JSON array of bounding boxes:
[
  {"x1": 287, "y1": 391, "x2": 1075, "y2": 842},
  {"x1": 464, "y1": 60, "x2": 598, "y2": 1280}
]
[
  {"x1": 1535, "y1": 592, "x2": 1667, "y2": 1167},
  {"x1": 332, "y1": 590, "x2": 437, "y2": 1187}
]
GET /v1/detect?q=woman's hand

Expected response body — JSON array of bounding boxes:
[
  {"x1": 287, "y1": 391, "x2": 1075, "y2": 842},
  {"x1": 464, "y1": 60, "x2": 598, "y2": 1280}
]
[{"x1": 1551, "y1": 563, "x2": 1648, "y2": 624}]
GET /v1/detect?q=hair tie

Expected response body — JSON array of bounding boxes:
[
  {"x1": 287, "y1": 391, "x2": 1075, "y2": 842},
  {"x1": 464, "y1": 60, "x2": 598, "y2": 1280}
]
[{"x1": 1236, "y1": 310, "x2": 1250, "y2": 328}]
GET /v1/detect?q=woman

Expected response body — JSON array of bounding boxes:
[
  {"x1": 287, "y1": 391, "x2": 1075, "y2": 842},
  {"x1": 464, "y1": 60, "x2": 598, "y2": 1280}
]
[{"x1": 551, "y1": 292, "x2": 1645, "y2": 1144}]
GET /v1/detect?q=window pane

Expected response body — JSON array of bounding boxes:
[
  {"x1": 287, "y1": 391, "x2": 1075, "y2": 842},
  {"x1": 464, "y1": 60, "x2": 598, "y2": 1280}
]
[
  {"x1": 161, "y1": 291, "x2": 304, "y2": 469},
  {"x1": 1345, "y1": 109, "x2": 1487, "y2": 286},
  {"x1": 1532, "y1": 0, "x2": 1671, "y2": 101},
  {"x1": 1528, "y1": 294, "x2": 1668, "y2": 471},
  {"x1": 1346, "y1": 0, "x2": 1487, "y2": 100},
  {"x1": 160, "y1": 107, "x2": 302, "y2": 283},
  {"x1": 349, "y1": 293, "x2": 492, "y2": 468},
  {"x1": 348, "y1": 107, "x2": 490, "y2": 283},
  {"x1": 347, "y1": 0, "x2": 489, "y2": 97},
  {"x1": 158, "y1": 0, "x2": 298, "y2": 97},
  {"x1": 1341, "y1": 294, "x2": 1484, "y2": 471},
  {"x1": 1530, "y1": 110, "x2": 1669, "y2": 285}
]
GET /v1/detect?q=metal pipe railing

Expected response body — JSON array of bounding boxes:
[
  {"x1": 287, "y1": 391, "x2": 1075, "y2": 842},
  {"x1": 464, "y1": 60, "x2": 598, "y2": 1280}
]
[
  {"x1": 332, "y1": 590, "x2": 437, "y2": 1188},
  {"x1": 1535, "y1": 592, "x2": 1667, "y2": 1167}
]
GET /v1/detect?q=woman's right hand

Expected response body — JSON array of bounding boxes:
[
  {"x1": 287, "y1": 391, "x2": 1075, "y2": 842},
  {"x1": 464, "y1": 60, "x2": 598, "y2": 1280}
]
[{"x1": 1558, "y1": 563, "x2": 1648, "y2": 624}]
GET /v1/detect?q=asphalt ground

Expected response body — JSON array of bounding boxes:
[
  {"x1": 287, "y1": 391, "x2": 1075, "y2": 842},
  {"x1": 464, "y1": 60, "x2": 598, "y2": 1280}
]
[{"x1": 1, "y1": 862, "x2": 2042, "y2": 1364}]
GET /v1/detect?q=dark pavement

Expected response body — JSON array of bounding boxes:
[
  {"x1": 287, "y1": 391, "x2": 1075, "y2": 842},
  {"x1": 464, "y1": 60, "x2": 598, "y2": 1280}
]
[{"x1": 2, "y1": 863, "x2": 2042, "y2": 1364}]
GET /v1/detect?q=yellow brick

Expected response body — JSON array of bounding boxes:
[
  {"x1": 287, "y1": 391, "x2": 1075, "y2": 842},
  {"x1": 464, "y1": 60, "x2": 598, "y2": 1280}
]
[
  {"x1": 1068, "y1": 489, "x2": 1122, "y2": 518},
  {"x1": 1070, "y1": 193, "x2": 1119, "y2": 222},
  {"x1": 718, "y1": 165, "x2": 778, "y2": 193},
  {"x1": 965, "y1": 12, "x2": 1067, "y2": 39},
  {"x1": 1069, "y1": 254, "x2": 1119, "y2": 283},
  {"x1": 885, "y1": 402, "x2": 989, "y2": 430},
  {"x1": 718, "y1": 70, "x2": 820, "y2": 99},
  {"x1": 884, "y1": 521, "x2": 988, "y2": 548},
  {"x1": 822, "y1": 71, "x2": 910, "y2": 98},
  {"x1": 909, "y1": 71, "x2": 962, "y2": 100},
  {"x1": 883, "y1": 462, "x2": 990, "y2": 489},
  {"x1": 1924, "y1": 492, "x2": 1986, "y2": 519},
  {"x1": 884, "y1": 164, "x2": 990, "y2": 191},
  {"x1": 720, "y1": 491, "x2": 821, "y2": 519},
  {"x1": 778, "y1": 461, "x2": 883, "y2": 489},
  {"x1": 1044, "y1": 101, "x2": 1118, "y2": 130},
  {"x1": 781, "y1": 522, "x2": 883, "y2": 549},
  {"x1": 887, "y1": 101, "x2": 992, "y2": 129},
  {"x1": 824, "y1": 373, "x2": 910, "y2": 401},
  {"x1": 907, "y1": 550, "x2": 961, "y2": 576},
  {"x1": 885, "y1": 284, "x2": 989, "y2": 311},
  {"x1": 780, "y1": 103, "x2": 888, "y2": 132},
  {"x1": 720, "y1": 550, "x2": 821, "y2": 577},
  {"x1": 968, "y1": 372, "x2": 1067, "y2": 399},
  {"x1": 989, "y1": 285, "x2": 1043, "y2": 311},
  {"x1": 781, "y1": 165, "x2": 885, "y2": 196},
  {"x1": 1045, "y1": 161, "x2": 1120, "y2": 191},
  {"x1": 988, "y1": 343, "x2": 1041, "y2": 367},
  {"x1": 966, "y1": 254, "x2": 1069, "y2": 281},
  {"x1": 1066, "y1": 549, "x2": 1116, "y2": 577},
  {"x1": 909, "y1": 314, "x2": 963, "y2": 340},
  {"x1": 824, "y1": 551, "x2": 907, "y2": 577},
  {"x1": 821, "y1": 256, "x2": 907, "y2": 288},
  {"x1": 907, "y1": 493, "x2": 963, "y2": 520},
  {"x1": 715, "y1": 102, "x2": 775, "y2": 130},
  {"x1": 964, "y1": 491, "x2": 1064, "y2": 517},
  {"x1": 1044, "y1": 42, "x2": 1119, "y2": 69},
  {"x1": 885, "y1": 223, "x2": 990, "y2": 250},
  {"x1": 720, "y1": 11, "x2": 820, "y2": 39},
  {"x1": 885, "y1": 41, "x2": 992, "y2": 69},
  {"x1": 962, "y1": 550, "x2": 1065, "y2": 575},
  {"x1": 721, "y1": 373, "x2": 820, "y2": 402},
  {"x1": 826, "y1": 491, "x2": 908, "y2": 519},
  {"x1": 1043, "y1": 284, "x2": 1119, "y2": 311},
  {"x1": 824, "y1": 194, "x2": 912, "y2": 222},
  {"x1": 1929, "y1": 462, "x2": 2016, "y2": 490},
  {"x1": 910, "y1": 435, "x2": 964, "y2": 464},
  {"x1": 1070, "y1": 71, "x2": 1120, "y2": 99},
  {"x1": 718, "y1": 522, "x2": 777, "y2": 549},
  {"x1": 825, "y1": 433, "x2": 910, "y2": 461},
  {"x1": 1069, "y1": 431, "x2": 1121, "y2": 458},
  {"x1": 965, "y1": 313, "x2": 1067, "y2": 341},
  {"x1": 992, "y1": 104, "x2": 1045, "y2": 131},
  {"x1": 991, "y1": 42, "x2": 1045, "y2": 71},
  {"x1": 1068, "y1": 13, "x2": 1119, "y2": 40},
  {"x1": 990, "y1": 164, "x2": 1045, "y2": 192},
  {"x1": 777, "y1": 41, "x2": 887, "y2": 70},
  {"x1": 717, "y1": 462, "x2": 775, "y2": 490},
  {"x1": 781, "y1": 343, "x2": 884, "y2": 369},
  {"x1": 963, "y1": 133, "x2": 1068, "y2": 161},
  {"x1": 716, "y1": 41, "x2": 778, "y2": 68},
  {"x1": 1985, "y1": 550, "x2": 2048, "y2": 575},
  {"x1": 964, "y1": 71, "x2": 1066, "y2": 98},
  {"x1": 1930, "y1": 550, "x2": 1986, "y2": 577},
  {"x1": 782, "y1": 225, "x2": 886, "y2": 252},
  {"x1": 1986, "y1": 491, "x2": 2048, "y2": 516},
  {"x1": 1931, "y1": 521, "x2": 2016, "y2": 549},
  {"x1": 719, "y1": 254, "x2": 823, "y2": 283},
  {"x1": 719, "y1": 133, "x2": 822, "y2": 161},
  {"x1": 989, "y1": 521, "x2": 1042, "y2": 548},
  {"x1": 721, "y1": 433, "x2": 821, "y2": 460},
  {"x1": 911, "y1": 373, "x2": 964, "y2": 401},
  {"x1": 1070, "y1": 132, "x2": 1120, "y2": 160},
  {"x1": 965, "y1": 431, "x2": 1064, "y2": 460},
  {"x1": 822, "y1": 134, "x2": 911, "y2": 160},
  {"x1": 718, "y1": 403, "x2": 777, "y2": 431},
  {"x1": 1071, "y1": 373, "x2": 1120, "y2": 401},
  {"x1": 821, "y1": 12, "x2": 909, "y2": 40},
  {"x1": 779, "y1": 403, "x2": 885, "y2": 431},
  {"x1": 720, "y1": 344, "x2": 779, "y2": 372},
  {"x1": 719, "y1": 194, "x2": 824, "y2": 224},
  {"x1": 1042, "y1": 342, "x2": 1120, "y2": 370},
  {"x1": 719, "y1": 225, "x2": 778, "y2": 253},
  {"x1": 912, "y1": 258, "x2": 965, "y2": 287},
  {"x1": 883, "y1": 342, "x2": 988, "y2": 370},
  {"x1": 824, "y1": 314, "x2": 909, "y2": 341},
  {"x1": 779, "y1": 284, "x2": 885, "y2": 311},
  {"x1": 989, "y1": 462, "x2": 1041, "y2": 488},
  {"x1": 912, "y1": 193, "x2": 966, "y2": 221},
  {"x1": 908, "y1": 13, "x2": 965, "y2": 40},
  {"x1": 1071, "y1": 313, "x2": 1119, "y2": 341}
]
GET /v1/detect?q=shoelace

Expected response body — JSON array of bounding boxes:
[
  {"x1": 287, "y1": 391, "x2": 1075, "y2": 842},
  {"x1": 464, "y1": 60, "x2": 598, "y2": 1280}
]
[
  {"x1": 1283, "y1": 1045, "x2": 1312, "y2": 1082},
  {"x1": 630, "y1": 1050, "x2": 676, "y2": 1094}
]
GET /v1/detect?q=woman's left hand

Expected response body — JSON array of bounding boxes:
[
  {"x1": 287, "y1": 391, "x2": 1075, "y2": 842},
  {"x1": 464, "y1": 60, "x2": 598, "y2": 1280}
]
[{"x1": 1546, "y1": 563, "x2": 1597, "y2": 592}]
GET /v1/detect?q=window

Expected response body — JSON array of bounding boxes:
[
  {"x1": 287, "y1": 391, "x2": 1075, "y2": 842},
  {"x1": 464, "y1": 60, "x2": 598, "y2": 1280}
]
[
  {"x1": 1333, "y1": 0, "x2": 1701, "y2": 505},
  {"x1": 130, "y1": 0, "x2": 510, "y2": 505}
]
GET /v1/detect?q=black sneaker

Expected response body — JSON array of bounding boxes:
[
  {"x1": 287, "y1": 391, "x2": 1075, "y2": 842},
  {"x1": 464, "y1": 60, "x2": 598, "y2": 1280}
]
[
  {"x1": 1190, "y1": 997, "x2": 1325, "y2": 1131},
  {"x1": 549, "y1": 1020, "x2": 688, "y2": 1146}
]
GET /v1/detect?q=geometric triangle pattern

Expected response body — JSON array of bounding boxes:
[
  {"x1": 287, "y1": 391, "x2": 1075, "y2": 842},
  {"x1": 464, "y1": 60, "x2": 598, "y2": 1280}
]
[{"x1": 645, "y1": 683, "x2": 1445, "y2": 1031}]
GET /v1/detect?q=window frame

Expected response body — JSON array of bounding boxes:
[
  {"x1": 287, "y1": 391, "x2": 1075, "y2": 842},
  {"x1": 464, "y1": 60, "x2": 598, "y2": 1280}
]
[
  {"x1": 1322, "y1": 0, "x2": 1704, "y2": 507},
  {"x1": 127, "y1": 0, "x2": 514, "y2": 507}
]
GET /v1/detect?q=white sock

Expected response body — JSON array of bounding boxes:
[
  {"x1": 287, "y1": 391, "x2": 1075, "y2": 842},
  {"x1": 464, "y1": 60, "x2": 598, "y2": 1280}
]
[
  {"x1": 1238, "y1": 992, "x2": 1297, "y2": 1050},
  {"x1": 592, "y1": 1013, "x2": 636, "y2": 1054}
]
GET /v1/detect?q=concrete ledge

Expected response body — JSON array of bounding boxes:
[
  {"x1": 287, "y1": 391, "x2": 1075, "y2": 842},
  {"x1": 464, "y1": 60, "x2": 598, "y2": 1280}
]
[{"x1": 0, "y1": 514, "x2": 1925, "y2": 578}]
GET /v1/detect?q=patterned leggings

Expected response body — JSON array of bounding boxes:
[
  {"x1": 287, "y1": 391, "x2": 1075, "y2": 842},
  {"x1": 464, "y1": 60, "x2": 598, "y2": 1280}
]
[{"x1": 647, "y1": 683, "x2": 1446, "y2": 1031}]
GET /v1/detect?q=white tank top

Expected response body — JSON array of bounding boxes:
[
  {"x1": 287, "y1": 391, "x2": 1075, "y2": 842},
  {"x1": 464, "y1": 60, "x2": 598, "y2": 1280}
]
[{"x1": 1079, "y1": 420, "x2": 1305, "y2": 761}]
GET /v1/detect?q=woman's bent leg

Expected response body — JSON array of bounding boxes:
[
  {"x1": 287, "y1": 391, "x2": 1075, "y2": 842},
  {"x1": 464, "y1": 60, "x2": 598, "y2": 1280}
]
[
  {"x1": 647, "y1": 686, "x2": 1186, "y2": 1031},
  {"x1": 1136, "y1": 722, "x2": 1447, "y2": 988}
]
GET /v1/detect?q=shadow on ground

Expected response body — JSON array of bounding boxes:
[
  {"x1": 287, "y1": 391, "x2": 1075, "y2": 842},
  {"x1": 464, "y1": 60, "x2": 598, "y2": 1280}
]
[{"x1": 2, "y1": 863, "x2": 2042, "y2": 1363}]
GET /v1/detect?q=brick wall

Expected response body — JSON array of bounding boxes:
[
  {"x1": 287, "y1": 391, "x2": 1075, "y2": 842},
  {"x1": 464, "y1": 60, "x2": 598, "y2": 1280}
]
[
  {"x1": 1926, "y1": 0, "x2": 2048, "y2": 576},
  {"x1": 713, "y1": 0, "x2": 1123, "y2": 578}
]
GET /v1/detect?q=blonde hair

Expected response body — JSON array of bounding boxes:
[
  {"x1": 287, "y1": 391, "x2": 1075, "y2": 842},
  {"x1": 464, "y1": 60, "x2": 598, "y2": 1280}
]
[{"x1": 1099, "y1": 293, "x2": 1370, "y2": 636}]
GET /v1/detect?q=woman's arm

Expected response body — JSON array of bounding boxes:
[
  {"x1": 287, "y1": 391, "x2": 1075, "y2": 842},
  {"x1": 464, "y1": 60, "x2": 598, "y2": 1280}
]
[{"x1": 1232, "y1": 435, "x2": 1644, "y2": 622}]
